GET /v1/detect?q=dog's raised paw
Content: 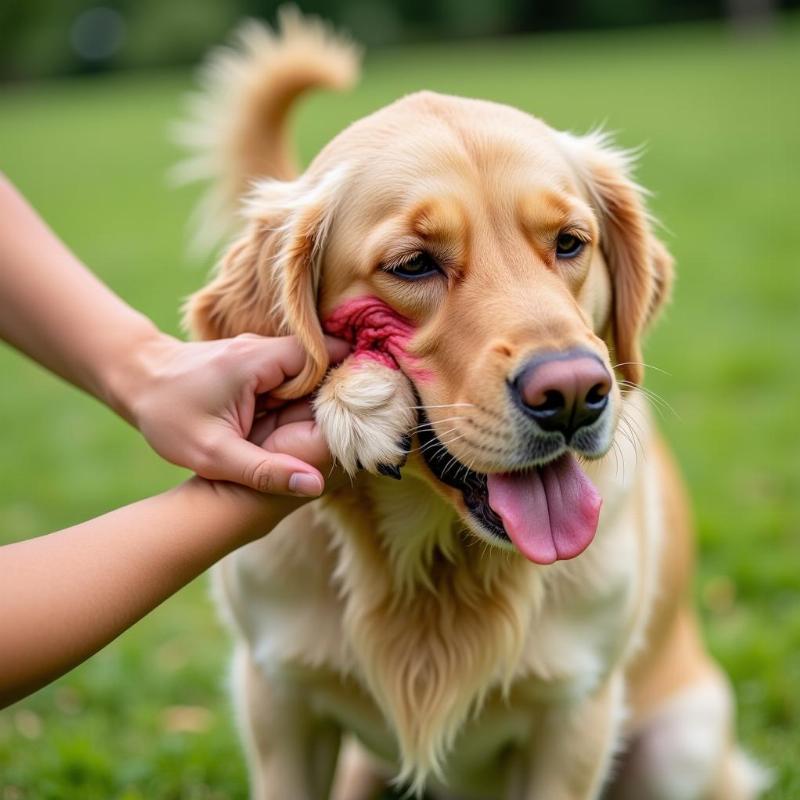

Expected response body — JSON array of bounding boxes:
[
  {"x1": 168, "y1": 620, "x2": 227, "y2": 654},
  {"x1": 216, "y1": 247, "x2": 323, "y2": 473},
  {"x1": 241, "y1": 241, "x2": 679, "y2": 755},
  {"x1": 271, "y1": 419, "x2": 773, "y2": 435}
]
[{"x1": 314, "y1": 356, "x2": 416, "y2": 476}]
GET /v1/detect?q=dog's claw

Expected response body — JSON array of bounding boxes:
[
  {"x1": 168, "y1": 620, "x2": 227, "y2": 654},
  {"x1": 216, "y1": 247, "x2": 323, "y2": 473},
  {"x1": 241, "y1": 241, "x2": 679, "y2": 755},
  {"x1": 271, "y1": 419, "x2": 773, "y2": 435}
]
[
  {"x1": 377, "y1": 463, "x2": 403, "y2": 480},
  {"x1": 396, "y1": 434, "x2": 412, "y2": 467}
]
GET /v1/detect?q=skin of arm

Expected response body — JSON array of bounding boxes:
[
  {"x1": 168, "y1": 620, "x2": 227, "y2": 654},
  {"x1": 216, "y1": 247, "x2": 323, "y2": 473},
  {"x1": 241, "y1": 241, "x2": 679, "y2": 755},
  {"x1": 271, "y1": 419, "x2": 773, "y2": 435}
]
[
  {"x1": 0, "y1": 176, "x2": 349, "y2": 706},
  {"x1": 0, "y1": 174, "x2": 347, "y2": 494},
  {"x1": 0, "y1": 412, "x2": 334, "y2": 709}
]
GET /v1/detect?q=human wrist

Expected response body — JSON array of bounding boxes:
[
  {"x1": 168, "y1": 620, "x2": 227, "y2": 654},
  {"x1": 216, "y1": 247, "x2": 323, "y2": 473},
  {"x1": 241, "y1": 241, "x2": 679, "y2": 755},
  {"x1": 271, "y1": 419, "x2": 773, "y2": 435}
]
[
  {"x1": 174, "y1": 477, "x2": 305, "y2": 554},
  {"x1": 99, "y1": 321, "x2": 176, "y2": 426}
]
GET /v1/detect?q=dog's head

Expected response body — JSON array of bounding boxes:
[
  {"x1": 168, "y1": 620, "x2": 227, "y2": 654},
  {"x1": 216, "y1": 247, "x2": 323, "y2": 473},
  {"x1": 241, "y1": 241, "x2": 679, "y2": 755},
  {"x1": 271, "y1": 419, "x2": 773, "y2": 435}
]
[{"x1": 189, "y1": 91, "x2": 672, "y2": 563}]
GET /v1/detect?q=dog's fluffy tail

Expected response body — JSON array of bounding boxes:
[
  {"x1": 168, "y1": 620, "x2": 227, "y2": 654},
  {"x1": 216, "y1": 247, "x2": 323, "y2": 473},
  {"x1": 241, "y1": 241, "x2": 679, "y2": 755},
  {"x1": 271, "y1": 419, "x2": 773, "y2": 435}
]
[{"x1": 173, "y1": 5, "x2": 360, "y2": 249}]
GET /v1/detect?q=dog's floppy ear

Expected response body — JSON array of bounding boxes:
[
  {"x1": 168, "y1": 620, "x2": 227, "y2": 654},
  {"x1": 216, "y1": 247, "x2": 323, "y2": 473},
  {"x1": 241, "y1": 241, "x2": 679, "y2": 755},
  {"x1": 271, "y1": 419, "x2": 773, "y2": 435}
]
[
  {"x1": 557, "y1": 131, "x2": 674, "y2": 385},
  {"x1": 185, "y1": 166, "x2": 346, "y2": 398}
]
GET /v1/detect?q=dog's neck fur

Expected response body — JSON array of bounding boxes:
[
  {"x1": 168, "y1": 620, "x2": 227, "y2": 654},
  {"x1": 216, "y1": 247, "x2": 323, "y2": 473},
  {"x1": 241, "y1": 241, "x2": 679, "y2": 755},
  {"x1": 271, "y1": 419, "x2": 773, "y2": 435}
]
[{"x1": 322, "y1": 472, "x2": 542, "y2": 792}]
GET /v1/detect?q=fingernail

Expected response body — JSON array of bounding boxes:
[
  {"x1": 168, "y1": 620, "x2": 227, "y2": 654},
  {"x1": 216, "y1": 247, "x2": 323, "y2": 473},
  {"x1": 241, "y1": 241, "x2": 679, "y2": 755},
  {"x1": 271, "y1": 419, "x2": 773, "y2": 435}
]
[{"x1": 289, "y1": 473, "x2": 323, "y2": 497}]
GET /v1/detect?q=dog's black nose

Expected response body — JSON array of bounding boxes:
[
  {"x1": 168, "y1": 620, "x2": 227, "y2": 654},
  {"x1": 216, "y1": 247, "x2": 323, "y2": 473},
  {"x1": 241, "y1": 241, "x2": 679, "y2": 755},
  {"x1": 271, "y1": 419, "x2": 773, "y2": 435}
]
[{"x1": 512, "y1": 351, "x2": 611, "y2": 438}]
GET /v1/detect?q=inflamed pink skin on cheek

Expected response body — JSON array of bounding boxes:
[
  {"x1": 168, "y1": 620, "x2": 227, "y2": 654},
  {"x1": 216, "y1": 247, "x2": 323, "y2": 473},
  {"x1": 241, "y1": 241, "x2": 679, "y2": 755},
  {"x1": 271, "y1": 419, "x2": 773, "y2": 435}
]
[{"x1": 323, "y1": 296, "x2": 433, "y2": 383}]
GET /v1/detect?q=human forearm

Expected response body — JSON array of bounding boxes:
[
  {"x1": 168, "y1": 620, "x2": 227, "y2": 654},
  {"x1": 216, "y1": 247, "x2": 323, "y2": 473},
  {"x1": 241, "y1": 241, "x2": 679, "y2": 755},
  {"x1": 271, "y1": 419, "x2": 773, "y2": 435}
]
[
  {"x1": 0, "y1": 174, "x2": 162, "y2": 417},
  {"x1": 0, "y1": 479, "x2": 296, "y2": 708}
]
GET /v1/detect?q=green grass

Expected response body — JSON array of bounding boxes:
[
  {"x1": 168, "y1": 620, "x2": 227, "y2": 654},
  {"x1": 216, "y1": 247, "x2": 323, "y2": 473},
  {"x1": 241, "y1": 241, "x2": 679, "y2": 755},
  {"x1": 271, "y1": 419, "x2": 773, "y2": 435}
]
[{"x1": 1, "y1": 16, "x2": 798, "y2": 799}]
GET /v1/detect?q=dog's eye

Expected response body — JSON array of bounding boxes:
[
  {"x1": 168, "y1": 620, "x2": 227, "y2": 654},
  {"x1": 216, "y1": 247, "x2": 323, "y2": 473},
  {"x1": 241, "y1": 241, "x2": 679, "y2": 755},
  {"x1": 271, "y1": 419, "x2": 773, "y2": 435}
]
[
  {"x1": 555, "y1": 233, "x2": 585, "y2": 259},
  {"x1": 385, "y1": 252, "x2": 443, "y2": 280}
]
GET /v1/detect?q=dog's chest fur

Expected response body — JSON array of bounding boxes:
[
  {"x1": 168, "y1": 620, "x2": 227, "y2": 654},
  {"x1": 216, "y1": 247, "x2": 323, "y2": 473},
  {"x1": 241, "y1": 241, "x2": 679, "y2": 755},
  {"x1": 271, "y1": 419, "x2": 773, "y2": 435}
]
[{"x1": 215, "y1": 424, "x2": 658, "y2": 792}]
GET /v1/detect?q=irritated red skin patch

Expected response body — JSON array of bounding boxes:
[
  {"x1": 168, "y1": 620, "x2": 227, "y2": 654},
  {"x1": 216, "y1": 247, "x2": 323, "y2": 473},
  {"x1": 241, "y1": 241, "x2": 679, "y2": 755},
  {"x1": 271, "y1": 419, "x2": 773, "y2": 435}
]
[{"x1": 323, "y1": 296, "x2": 433, "y2": 382}]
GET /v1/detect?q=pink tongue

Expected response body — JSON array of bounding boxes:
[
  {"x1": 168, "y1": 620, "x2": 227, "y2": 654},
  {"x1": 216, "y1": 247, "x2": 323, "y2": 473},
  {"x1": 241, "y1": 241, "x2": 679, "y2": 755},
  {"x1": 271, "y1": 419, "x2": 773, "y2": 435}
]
[{"x1": 487, "y1": 454, "x2": 602, "y2": 564}]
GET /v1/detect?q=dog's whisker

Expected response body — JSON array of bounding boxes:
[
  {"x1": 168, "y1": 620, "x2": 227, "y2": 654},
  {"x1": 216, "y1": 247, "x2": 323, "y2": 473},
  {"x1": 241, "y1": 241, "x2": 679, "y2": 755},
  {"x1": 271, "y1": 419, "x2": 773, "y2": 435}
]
[
  {"x1": 619, "y1": 397, "x2": 650, "y2": 423},
  {"x1": 420, "y1": 438, "x2": 463, "y2": 467},
  {"x1": 460, "y1": 435, "x2": 518, "y2": 458},
  {"x1": 411, "y1": 436, "x2": 465, "y2": 463},
  {"x1": 624, "y1": 419, "x2": 645, "y2": 463},
  {"x1": 623, "y1": 397, "x2": 667, "y2": 426},
  {"x1": 617, "y1": 421, "x2": 641, "y2": 468},
  {"x1": 620, "y1": 424, "x2": 634, "y2": 452},
  {"x1": 622, "y1": 408, "x2": 647, "y2": 442},
  {"x1": 614, "y1": 437, "x2": 627, "y2": 483},
  {"x1": 619, "y1": 405, "x2": 641, "y2": 434},
  {"x1": 618, "y1": 380, "x2": 679, "y2": 421},
  {"x1": 442, "y1": 450, "x2": 465, "y2": 478},
  {"x1": 464, "y1": 431, "x2": 510, "y2": 452},
  {"x1": 612, "y1": 440, "x2": 622, "y2": 482},
  {"x1": 456, "y1": 451, "x2": 475, "y2": 483},
  {"x1": 613, "y1": 439, "x2": 626, "y2": 481},
  {"x1": 612, "y1": 360, "x2": 671, "y2": 376},
  {"x1": 465, "y1": 416, "x2": 516, "y2": 442},
  {"x1": 410, "y1": 416, "x2": 469, "y2": 433},
  {"x1": 410, "y1": 428, "x2": 461, "y2": 455},
  {"x1": 596, "y1": 441, "x2": 618, "y2": 480},
  {"x1": 434, "y1": 433, "x2": 466, "y2": 451},
  {"x1": 410, "y1": 417, "x2": 467, "y2": 430},
  {"x1": 621, "y1": 414, "x2": 647, "y2": 457},
  {"x1": 619, "y1": 380, "x2": 670, "y2": 410},
  {"x1": 465, "y1": 452, "x2": 486, "y2": 487},
  {"x1": 407, "y1": 403, "x2": 476, "y2": 411},
  {"x1": 643, "y1": 392, "x2": 679, "y2": 421},
  {"x1": 619, "y1": 386, "x2": 675, "y2": 423}
]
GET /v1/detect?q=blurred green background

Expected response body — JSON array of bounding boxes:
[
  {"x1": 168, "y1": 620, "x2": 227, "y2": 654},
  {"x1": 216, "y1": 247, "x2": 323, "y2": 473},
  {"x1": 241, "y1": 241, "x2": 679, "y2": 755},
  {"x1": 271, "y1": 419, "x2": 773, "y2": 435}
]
[
  {"x1": 1, "y1": 0, "x2": 795, "y2": 81},
  {"x1": 1, "y1": 4, "x2": 799, "y2": 799}
]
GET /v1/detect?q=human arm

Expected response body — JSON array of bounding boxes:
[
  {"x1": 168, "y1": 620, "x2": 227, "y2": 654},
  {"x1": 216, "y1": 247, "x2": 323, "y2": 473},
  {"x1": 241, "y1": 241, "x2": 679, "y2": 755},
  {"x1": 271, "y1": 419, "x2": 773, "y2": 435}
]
[
  {"x1": 0, "y1": 411, "x2": 332, "y2": 709},
  {"x1": 0, "y1": 174, "x2": 345, "y2": 492}
]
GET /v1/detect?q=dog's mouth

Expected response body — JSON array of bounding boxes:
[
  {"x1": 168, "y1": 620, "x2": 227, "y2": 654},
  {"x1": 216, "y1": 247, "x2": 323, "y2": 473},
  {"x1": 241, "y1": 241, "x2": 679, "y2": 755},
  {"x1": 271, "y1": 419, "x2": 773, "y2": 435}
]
[{"x1": 416, "y1": 414, "x2": 603, "y2": 564}]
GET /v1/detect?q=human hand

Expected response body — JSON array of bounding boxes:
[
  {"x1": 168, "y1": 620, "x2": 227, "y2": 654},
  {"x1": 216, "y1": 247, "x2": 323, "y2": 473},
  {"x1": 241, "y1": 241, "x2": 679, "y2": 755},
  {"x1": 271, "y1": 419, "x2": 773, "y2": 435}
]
[
  {"x1": 108, "y1": 332, "x2": 348, "y2": 495},
  {"x1": 184, "y1": 395, "x2": 349, "y2": 545}
]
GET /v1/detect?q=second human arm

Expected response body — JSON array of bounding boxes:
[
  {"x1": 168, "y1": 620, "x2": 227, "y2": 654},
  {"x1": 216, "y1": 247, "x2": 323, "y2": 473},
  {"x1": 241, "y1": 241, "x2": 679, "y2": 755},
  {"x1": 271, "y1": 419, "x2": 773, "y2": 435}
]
[{"x1": 0, "y1": 410, "x2": 332, "y2": 710}]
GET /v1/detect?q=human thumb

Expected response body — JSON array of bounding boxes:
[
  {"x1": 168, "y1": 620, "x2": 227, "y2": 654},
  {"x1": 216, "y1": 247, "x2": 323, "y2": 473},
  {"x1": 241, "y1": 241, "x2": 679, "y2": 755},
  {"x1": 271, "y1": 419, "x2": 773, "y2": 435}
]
[{"x1": 208, "y1": 437, "x2": 324, "y2": 497}]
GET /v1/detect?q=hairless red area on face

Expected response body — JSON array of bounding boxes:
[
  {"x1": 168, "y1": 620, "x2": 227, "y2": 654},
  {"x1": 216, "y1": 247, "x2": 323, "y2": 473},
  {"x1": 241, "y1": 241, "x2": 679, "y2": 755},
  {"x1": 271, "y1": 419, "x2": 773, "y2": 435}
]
[{"x1": 323, "y1": 296, "x2": 432, "y2": 382}]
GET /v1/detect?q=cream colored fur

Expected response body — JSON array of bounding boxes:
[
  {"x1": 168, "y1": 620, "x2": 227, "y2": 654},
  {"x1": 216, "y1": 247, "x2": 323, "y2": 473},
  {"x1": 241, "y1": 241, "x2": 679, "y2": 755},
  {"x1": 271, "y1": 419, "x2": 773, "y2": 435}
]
[
  {"x1": 314, "y1": 360, "x2": 416, "y2": 475},
  {"x1": 183, "y1": 11, "x2": 764, "y2": 800}
]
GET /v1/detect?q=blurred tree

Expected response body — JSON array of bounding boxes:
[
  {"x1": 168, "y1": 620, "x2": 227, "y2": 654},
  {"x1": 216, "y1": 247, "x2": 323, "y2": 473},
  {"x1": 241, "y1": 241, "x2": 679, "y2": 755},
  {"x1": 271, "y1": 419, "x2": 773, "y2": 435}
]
[
  {"x1": 121, "y1": 0, "x2": 242, "y2": 69},
  {"x1": 0, "y1": 0, "x2": 96, "y2": 80},
  {"x1": 726, "y1": 0, "x2": 777, "y2": 33},
  {"x1": 0, "y1": 0, "x2": 797, "y2": 81}
]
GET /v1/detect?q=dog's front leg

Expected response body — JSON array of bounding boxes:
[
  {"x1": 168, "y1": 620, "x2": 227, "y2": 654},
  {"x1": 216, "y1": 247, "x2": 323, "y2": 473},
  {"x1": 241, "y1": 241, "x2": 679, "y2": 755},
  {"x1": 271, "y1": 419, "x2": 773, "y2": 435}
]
[
  {"x1": 314, "y1": 355, "x2": 416, "y2": 477},
  {"x1": 233, "y1": 645, "x2": 341, "y2": 800},
  {"x1": 509, "y1": 673, "x2": 625, "y2": 800}
]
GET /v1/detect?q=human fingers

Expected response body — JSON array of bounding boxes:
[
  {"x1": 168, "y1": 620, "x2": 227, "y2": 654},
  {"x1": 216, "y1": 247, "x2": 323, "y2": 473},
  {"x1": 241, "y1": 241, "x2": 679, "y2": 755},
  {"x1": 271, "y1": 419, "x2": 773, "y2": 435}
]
[
  {"x1": 238, "y1": 336, "x2": 307, "y2": 391},
  {"x1": 260, "y1": 420, "x2": 332, "y2": 475},
  {"x1": 260, "y1": 420, "x2": 346, "y2": 493},
  {"x1": 323, "y1": 335, "x2": 350, "y2": 365},
  {"x1": 249, "y1": 400, "x2": 315, "y2": 443},
  {"x1": 237, "y1": 333, "x2": 348, "y2": 363},
  {"x1": 199, "y1": 436, "x2": 324, "y2": 497},
  {"x1": 244, "y1": 335, "x2": 350, "y2": 395}
]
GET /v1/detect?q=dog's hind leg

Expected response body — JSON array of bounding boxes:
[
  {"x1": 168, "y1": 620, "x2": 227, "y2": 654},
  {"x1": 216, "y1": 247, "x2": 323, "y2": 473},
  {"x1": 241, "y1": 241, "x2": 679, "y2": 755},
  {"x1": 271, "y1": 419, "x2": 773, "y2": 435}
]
[
  {"x1": 607, "y1": 669, "x2": 769, "y2": 800},
  {"x1": 232, "y1": 645, "x2": 342, "y2": 800},
  {"x1": 608, "y1": 601, "x2": 769, "y2": 800},
  {"x1": 314, "y1": 356, "x2": 417, "y2": 477}
]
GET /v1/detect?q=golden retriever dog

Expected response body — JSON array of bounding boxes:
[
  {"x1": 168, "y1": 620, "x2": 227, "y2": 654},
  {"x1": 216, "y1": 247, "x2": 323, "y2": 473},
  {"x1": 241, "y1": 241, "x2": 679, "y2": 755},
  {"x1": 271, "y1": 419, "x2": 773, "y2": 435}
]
[{"x1": 179, "y1": 10, "x2": 767, "y2": 800}]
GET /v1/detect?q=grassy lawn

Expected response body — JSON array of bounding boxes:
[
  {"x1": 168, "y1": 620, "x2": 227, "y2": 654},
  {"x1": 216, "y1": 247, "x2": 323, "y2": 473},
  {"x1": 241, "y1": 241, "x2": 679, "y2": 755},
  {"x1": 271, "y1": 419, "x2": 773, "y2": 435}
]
[{"x1": 1, "y1": 16, "x2": 798, "y2": 799}]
